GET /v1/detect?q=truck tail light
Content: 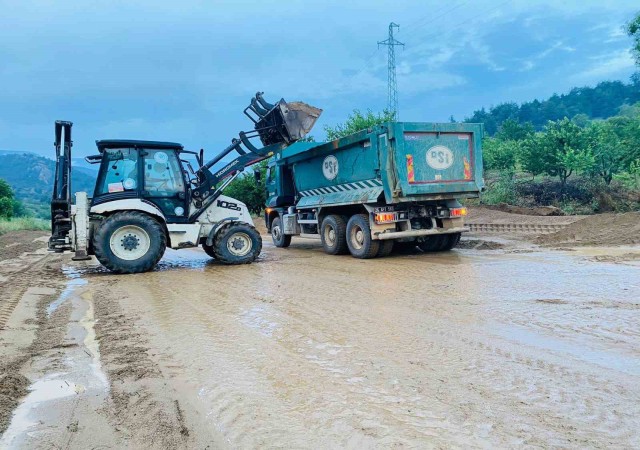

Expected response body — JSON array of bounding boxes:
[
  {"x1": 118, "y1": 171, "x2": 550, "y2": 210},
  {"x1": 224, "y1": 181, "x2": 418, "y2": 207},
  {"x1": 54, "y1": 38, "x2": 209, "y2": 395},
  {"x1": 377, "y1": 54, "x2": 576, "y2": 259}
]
[
  {"x1": 450, "y1": 207, "x2": 467, "y2": 217},
  {"x1": 375, "y1": 212, "x2": 396, "y2": 224},
  {"x1": 374, "y1": 211, "x2": 407, "y2": 224}
]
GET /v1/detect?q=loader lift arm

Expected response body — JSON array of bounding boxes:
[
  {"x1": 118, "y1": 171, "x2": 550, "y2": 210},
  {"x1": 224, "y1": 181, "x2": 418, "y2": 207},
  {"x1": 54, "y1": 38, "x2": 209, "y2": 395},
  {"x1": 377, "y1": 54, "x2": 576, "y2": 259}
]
[{"x1": 189, "y1": 92, "x2": 321, "y2": 219}]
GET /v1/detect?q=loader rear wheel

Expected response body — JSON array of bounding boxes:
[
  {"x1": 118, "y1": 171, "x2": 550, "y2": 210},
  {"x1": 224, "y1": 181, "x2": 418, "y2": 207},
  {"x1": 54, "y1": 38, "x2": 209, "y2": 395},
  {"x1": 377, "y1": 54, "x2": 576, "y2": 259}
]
[
  {"x1": 376, "y1": 240, "x2": 394, "y2": 257},
  {"x1": 320, "y1": 215, "x2": 348, "y2": 255},
  {"x1": 213, "y1": 222, "x2": 262, "y2": 265},
  {"x1": 93, "y1": 212, "x2": 166, "y2": 274},
  {"x1": 271, "y1": 217, "x2": 291, "y2": 248},
  {"x1": 346, "y1": 214, "x2": 379, "y2": 259}
]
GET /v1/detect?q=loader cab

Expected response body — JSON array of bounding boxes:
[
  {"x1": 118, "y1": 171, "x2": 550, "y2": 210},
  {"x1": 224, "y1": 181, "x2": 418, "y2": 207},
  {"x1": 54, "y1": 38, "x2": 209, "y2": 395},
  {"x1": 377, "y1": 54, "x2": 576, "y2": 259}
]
[{"x1": 93, "y1": 140, "x2": 190, "y2": 222}]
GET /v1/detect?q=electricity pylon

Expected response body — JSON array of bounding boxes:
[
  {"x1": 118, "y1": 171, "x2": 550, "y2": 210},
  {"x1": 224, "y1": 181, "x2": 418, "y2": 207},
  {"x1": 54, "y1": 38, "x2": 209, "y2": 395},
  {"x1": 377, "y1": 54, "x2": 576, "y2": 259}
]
[{"x1": 378, "y1": 22, "x2": 404, "y2": 120}]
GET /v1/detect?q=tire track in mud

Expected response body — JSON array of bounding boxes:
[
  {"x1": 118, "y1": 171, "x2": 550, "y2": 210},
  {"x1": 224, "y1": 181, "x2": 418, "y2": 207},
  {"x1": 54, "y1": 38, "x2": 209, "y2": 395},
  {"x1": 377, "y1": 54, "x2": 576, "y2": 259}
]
[{"x1": 84, "y1": 246, "x2": 640, "y2": 448}]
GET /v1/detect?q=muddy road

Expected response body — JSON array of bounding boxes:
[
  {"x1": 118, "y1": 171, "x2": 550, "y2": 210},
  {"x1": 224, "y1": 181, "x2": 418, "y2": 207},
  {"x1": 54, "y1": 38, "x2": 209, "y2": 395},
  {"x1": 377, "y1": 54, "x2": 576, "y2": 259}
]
[{"x1": 1, "y1": 229, "x2": 640, "y2": 448}]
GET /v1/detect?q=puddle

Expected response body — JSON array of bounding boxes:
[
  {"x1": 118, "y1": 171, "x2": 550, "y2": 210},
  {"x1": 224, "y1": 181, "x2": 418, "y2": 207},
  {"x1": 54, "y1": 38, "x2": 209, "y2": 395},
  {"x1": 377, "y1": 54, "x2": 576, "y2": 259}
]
[
  {"x1": 1, "y1": 269, "x2": 109, "y2": 448},
  {"x1": 46, "y1": 267, "x2": 87, "y2": 316},
  {"x1": 0, "y1": 376, "x2": 82, "y2": 447}
]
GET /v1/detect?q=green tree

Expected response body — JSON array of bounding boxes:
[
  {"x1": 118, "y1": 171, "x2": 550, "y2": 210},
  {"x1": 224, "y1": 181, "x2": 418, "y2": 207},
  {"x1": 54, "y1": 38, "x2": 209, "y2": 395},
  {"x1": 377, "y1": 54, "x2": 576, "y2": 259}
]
[
  {"x1": 585, "y1": 121, "x2": 627, "y2": 185},
  {"x1": 0, "y1": 179, "x2": 15, "y2": 219},
  {"x1": 324, "y1": 109, "x2": 395, "y2": 140},
  {"x1": 540, "y1": 119, "x2": 595, "y2": 189},
  {"x1": 520, "y1": 119, "x2": 595, "y2": 190},
  {"x1": 495, "y1": 119, "x2": 534, "y2": 141},
  {"x1": 627, "y1": 12, "x2": 640, "y2": 66},
  {"x1": 223, "y1": 160, "x2": 268, "y2": 215},
  {"x1": 482, "y1": 137, "x2": 518, "y2": 172}
]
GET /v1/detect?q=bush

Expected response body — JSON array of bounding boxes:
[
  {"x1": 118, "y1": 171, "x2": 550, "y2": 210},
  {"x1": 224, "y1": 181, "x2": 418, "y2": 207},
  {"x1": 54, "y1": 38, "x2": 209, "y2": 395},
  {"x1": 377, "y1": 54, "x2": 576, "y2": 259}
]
[
  {"x1": 481, "y1": 172, "x2": 517, "y2": 205},
  {"x1": 0, "y1": 217, "x2": 50, "y2": 235}
]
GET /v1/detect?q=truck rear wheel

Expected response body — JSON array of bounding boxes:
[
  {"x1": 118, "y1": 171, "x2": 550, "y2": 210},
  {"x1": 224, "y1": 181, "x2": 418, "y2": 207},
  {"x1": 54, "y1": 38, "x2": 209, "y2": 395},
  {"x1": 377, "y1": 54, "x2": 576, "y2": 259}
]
[
  {"x1": 320, "y1": 215, "x2": 348, "y2": 255},
  {"x1": 271, "y1": 217, "x2": 291, "y2": 248},
  {"x1": 346, "y1": 214, "x2": 379, "y2": 259},
  {"x1": 376, "y1": 240, "x2": 394, "y2": 257},
  {"x1": 441, "y1": 232, "x2": 461, "y2": 250},
  {"x1": 93, "y1": 211, "x2": 166, "y2": 274},
  {"x1": 213, "y1": 222, "x2": 262, "y2": 265},
  {"x1": 418, "y1": 233, "x2": 461, "y2": 252}
]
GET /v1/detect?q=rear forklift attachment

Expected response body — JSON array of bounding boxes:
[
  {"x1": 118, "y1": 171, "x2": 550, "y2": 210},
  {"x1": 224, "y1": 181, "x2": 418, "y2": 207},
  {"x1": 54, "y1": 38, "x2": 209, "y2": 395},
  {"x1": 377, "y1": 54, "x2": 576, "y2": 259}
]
[{"x1": 49, "y1": 121, "x2": 73, "y2": 253}]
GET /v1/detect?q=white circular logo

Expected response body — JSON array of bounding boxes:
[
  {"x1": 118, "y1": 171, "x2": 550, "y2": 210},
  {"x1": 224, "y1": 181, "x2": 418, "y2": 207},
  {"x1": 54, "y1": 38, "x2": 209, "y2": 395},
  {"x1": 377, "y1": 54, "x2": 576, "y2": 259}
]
[
  {"x1": 323, "y1": 155, "x2": 339, "y2": 180},
  {"x1": 426, "y1": 145, "x2": 454, "y2": 170},
  {"x1": 154, "y1": 151, "x2": 168, "y2": 163}
]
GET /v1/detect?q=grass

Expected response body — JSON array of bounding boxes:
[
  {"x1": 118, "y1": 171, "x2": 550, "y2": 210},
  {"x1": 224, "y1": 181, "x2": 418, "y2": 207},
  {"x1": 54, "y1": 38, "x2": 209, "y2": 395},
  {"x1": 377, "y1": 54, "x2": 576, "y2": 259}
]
[{"x1": 0, "y1": 217, "x2": 50, "y2": 235}]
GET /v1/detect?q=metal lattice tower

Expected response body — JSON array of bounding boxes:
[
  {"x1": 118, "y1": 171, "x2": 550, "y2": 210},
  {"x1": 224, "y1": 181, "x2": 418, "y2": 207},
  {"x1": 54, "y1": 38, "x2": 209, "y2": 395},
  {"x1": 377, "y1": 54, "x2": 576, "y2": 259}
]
[{"x1": 378, "y1": 22, "x2": 404, "y2": 120}]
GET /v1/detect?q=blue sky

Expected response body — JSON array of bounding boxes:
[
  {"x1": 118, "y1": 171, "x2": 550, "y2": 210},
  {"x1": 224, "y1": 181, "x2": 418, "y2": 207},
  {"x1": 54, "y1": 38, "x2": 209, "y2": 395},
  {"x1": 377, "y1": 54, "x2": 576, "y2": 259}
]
[{"x1": 0, "y1": 0, "x2": 638, "y2": 158}]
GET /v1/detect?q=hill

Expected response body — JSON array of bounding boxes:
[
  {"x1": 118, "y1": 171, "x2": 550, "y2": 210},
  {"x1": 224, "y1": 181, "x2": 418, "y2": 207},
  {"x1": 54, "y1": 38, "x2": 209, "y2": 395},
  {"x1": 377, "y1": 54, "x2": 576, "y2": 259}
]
[
  {"x1": 0, "y1": 152, "x2": 97, "y2": 218},
  {"x1": 465, "y1": 76, "x2": 640, "y2": 135}
]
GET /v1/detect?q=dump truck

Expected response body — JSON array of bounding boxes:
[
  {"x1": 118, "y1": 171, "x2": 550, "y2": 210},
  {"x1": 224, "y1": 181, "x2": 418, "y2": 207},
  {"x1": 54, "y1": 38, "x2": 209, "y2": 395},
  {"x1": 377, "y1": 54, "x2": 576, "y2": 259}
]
[
  {"x1": 48, "y1": 93, "x2": 321, "y2": 273},
  {"x1": 263, "y1": 122, "x2": 483, "y2": 258}
]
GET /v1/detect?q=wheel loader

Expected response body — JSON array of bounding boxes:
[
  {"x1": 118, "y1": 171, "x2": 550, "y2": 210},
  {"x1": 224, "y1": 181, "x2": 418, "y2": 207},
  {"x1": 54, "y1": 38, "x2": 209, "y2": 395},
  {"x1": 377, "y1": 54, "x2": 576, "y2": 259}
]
[{"x1": 48, "y1": 93, "x2": 321, "y2": 273}]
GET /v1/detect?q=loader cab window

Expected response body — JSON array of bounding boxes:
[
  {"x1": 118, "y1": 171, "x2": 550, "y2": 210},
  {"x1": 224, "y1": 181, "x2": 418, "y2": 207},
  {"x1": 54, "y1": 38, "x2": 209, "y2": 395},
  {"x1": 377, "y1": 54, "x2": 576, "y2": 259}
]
[
  {"x1": 96, "y1": 148, "x2": 138, "y2": 195},
  {"x1": 143, "y1": 150, "x2": 185, "y2": 196}
]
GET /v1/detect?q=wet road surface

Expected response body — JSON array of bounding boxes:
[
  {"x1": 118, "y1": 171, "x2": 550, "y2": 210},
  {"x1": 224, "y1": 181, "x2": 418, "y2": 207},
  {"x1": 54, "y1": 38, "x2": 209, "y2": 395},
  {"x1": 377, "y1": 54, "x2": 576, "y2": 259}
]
[
  {"x1": 91, "y1": 239, "x2": 640, "y2": 447},
  {"x1": 2, "y1": 236, "x2": 640, "y2": 448}
]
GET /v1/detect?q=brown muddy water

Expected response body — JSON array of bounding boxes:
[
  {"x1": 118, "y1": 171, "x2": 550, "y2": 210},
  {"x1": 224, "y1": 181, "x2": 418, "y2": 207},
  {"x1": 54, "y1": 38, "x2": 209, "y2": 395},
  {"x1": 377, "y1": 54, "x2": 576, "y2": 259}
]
[{"x1": 2, "y1": 236, "x2": 640, "y2": 448}]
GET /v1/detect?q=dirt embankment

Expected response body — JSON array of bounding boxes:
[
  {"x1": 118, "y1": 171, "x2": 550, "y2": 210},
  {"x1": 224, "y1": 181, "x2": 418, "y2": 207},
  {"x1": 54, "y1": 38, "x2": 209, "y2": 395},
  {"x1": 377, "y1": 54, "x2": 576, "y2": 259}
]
[
  {"x1": 467, "y1": 206, "x2": 582, "y2": 225},
  {"x1": 536, "y1": 212, "x2": 640, "y2": 246}
]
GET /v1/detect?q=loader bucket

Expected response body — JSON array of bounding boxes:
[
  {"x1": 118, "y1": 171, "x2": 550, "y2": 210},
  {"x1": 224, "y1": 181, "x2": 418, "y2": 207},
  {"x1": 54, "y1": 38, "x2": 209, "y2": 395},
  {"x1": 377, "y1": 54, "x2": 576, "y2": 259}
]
[{"x1": 244, "y1": 92, "x2": 322, "y2": 146}]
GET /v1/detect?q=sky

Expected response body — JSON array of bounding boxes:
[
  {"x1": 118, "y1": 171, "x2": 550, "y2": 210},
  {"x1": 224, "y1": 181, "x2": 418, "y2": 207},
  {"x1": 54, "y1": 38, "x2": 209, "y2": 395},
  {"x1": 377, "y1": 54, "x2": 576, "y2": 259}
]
[{"x1": 0, "y1": 0, "x2": 638, "y2": 159}]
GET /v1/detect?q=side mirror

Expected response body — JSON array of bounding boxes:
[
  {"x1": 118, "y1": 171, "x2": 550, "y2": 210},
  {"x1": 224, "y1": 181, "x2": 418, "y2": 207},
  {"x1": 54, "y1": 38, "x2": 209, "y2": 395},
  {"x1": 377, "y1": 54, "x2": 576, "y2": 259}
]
[{"x1": 254, "y1": 170, "x2": 262, "y2": 182}]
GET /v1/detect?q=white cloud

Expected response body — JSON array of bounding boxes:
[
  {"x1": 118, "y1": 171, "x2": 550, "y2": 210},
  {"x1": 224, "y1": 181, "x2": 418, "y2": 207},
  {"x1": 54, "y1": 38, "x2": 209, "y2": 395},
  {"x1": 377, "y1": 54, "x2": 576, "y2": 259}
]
[{"x1": 573, "y1": 50, "x2": 635, "y2": 81}]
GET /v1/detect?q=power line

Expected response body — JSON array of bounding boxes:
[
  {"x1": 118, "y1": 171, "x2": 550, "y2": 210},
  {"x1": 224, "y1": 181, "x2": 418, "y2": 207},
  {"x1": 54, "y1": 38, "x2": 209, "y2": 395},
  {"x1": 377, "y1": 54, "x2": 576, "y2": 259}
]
[{"x1": 378, "y1": 23, "x2": 405, "y2": 120}]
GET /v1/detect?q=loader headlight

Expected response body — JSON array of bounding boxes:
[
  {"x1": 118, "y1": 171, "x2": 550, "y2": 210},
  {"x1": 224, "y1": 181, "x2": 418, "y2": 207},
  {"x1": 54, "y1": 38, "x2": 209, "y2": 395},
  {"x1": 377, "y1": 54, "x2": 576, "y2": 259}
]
[{"x1": 174, "y1": 206, "x2": 185, "y2": 216}]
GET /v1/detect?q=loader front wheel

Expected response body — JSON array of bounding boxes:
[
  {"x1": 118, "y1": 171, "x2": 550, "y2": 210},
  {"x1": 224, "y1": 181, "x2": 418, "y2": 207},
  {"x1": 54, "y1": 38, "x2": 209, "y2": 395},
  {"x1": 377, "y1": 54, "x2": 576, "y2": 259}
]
[
  {"x1": 346, "y1": 214, "x2": 379, "y2": 259},
  {"x1": 202, "y1": 244, "x2": 216, "y2": 258},
  {"x1": 93, "y1": 212, "x2": 166, "y2": 274},
  {"x1": 213, "y1": 222, "x2": 262, "y2": 265}
]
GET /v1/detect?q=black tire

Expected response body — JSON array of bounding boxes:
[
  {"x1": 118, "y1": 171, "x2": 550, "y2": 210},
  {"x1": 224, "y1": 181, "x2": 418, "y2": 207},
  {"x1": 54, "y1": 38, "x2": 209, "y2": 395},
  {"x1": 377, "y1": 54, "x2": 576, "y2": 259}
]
[
  {"x1": 271, "y1": 217, "x2": 291, "y2": 248},
  {"x1": 202, "y1": 244, "x2": 216, "y2": 258},
  {"x1": 212, "y1": 222, "x2": 262, "y2": 265},
  {"x1": 376, "y1": 240, "x2": 394, "y2": 257},
  {"x1": 418, "y1": 233, "x2": 461, "y2": 252},
  {"x1": 346, "y1": 214, "x2": 380, "y2": 259},
  {"x1": 417, "y1": 235, "x2": 444, "y2": 252},
  {"x1": 93, "y1": 211, "x2": 166, "y2": 274},
  {"x1": 320, "y1": 215, "x2": 348, "y2": 255},
  {"x1": 440, "y1": 232, "x2": 461, "y2": 251},
  {"x1": 394, "y1": 241, "x2": 418, "y2": 253}
]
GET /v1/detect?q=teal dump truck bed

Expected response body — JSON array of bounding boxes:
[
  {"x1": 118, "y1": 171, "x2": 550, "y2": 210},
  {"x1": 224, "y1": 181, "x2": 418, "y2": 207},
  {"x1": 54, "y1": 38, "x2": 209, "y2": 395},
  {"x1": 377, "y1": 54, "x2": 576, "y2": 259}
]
[{"x1": 277, "y1": 122, "x2": 483, "y2": 208}]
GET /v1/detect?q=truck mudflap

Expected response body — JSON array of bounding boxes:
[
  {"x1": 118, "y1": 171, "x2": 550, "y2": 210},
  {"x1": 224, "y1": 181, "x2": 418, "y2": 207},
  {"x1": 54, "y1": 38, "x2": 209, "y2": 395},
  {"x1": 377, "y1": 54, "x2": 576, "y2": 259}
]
[{"x1": 373, "y1": 226, "x2": 468, "y2": 240}]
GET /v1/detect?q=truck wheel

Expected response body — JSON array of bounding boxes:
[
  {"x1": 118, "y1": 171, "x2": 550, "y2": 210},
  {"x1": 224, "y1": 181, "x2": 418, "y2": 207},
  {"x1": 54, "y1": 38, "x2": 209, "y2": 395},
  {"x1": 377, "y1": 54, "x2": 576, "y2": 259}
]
[
  {"x1": 417, "y1": 236, "x2": 443, "y2": 252},
  {"x1": 271, "y1": 217, "x2": 291, "y2": 248},
  {"x1": 440, "y1": 233, "x2": 461, "y2": 251},
  {"x1": 202, "y1": 244, "x2": 216, "y2": 258},
  {"x1": 394, "y1": 241, "x2": 417, "y2": 253},
  {"x1": 213, "y1": 222, "x2": 262, "y2": 264},
  {"x1": 320, "y1": 215, "x2": 348, "y2": 255},
  {"x1": 376, "y1": 240, "x2": 394, "y2": 257},
  {"x1": 346, "y1": 214, "x2": 380, "y2": 259},
  {"x1": 93, "y1": 211, "x2": 166, "y2": 274}
]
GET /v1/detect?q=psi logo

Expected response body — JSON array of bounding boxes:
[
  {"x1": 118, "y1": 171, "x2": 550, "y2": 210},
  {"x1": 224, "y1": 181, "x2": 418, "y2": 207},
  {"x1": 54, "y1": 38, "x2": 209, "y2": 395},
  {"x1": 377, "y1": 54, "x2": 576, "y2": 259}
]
[
  {"x1": 426, "y1": 145, "x2": 454, "y2": 170},
  {"x1": 323, "y1": 155, "x2": 339, "y2": 180}
]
